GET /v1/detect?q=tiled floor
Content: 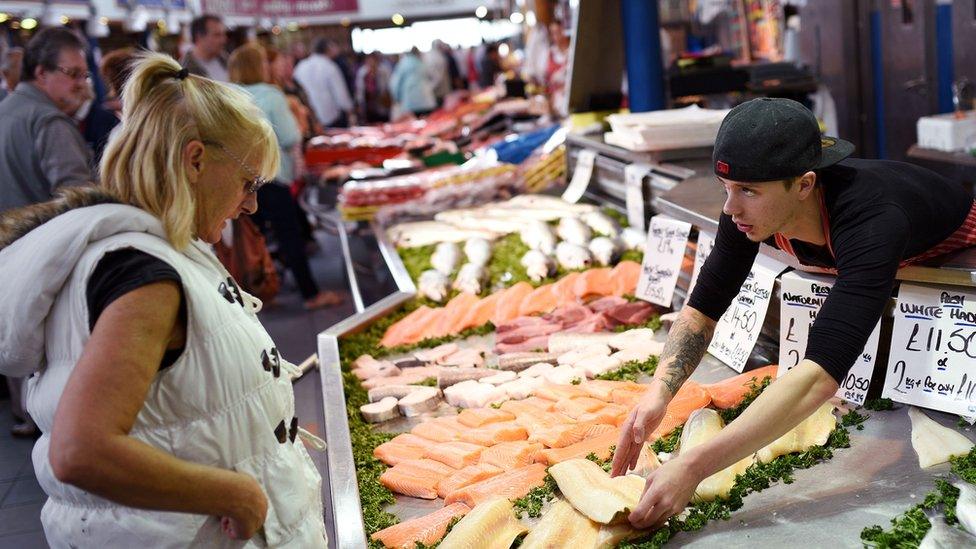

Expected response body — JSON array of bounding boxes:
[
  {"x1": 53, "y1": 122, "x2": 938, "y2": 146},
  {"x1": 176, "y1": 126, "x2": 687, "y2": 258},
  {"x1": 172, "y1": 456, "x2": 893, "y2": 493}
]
[{"x1": 0, "y1": 227, "x2": 355, "y2": 547}]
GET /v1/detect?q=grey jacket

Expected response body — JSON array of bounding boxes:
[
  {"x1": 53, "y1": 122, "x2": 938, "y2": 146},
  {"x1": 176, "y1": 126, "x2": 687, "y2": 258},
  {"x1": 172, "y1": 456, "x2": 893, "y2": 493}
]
[
  {"x1": 0, "y1": 83, "x2": 92, "y2": 213},
  {"x1": 180, "y1": 50, "x2": 227, "y2": 79}
]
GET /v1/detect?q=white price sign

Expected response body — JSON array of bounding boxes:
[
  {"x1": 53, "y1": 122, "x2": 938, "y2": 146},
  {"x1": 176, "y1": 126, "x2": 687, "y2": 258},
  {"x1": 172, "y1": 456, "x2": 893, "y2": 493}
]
[
  {"x1": 882, "y1": 283, "x2": 976, "y2": 416},
  {"x1": 562, "y1": 149, "x2": 597, "y2": 203},
  {"x1": 777, "y1": 271, "x2": 879, "y2": 406},
  {"x1": 635, "y1": 215, "x2": 692, "y2": 307},
  {"x1": 688, "y1": 231, "x2": 715, "y2": 297},
  {"x1": 708, "y1": 254, "x2": 787, "y2": 372},
  {"x1": 624, "y1": 163, "x2": 652, "y2": 232}
]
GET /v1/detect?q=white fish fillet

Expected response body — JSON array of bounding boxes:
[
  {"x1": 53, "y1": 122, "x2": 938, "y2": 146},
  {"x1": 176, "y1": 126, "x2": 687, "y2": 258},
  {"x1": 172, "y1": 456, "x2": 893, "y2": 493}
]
[
  {"x1": 444, "y1": 381, "x2": 506, "y2": 409},
  {"x1": 548, "y1": 333, "x2": 618, "y2": 355},
  {"x1": 481, "y1": 371, "x2": 518, "y2": 385},
  {"x1": 439, "y1": 497, "x2": 527, "y2": 549},
  {"x1": 415, "y1": 342, "x2": 460, "y2": 363},
  {"x1": 498, "y1": 377, "x2": 544, "y2": 399},
  {"x1": 756, "y1": 402, "x2": 837, "y2": 464},
  {"x1": 608, "y1": 328, "x2": 657, "y2": 351},
  {"x1": 360, "y1": 397, "x2": 400, "y2": 423},
  {"x1": 518, "y1": 362, "x2": 556, "y2": 378},
  {"x1": 388, "y1": 221, "x2": 499, "y2": 248},
  {"x1": 626, "y1": 442, "x2": 662, "y2": 478},
  {"x1": 595, "y1": 523, "x2": 642, "y2": 549},
  {"x1": 679, "y1": 408, "x2": 754, "y2": 501},
  {"x1": 398, "y1": 387, "x2": 442, "y2": 417},
  {"x1": 367, "y1": 384, "x2": 425, "y2": 402},
  {"x1": 549, "y1": 458, "x2": 646, "y2": 524},
  {"x1": 519, "y1": 498, "x2": 600, "y2": 549},
  {"x1": 544, "y1": 365, "x2": 588, "y2": 385},
  {"x1": 954, "y1": 481, "x2": 976, "y2": 536},
  {"x1": 557, "y1": 344, "x2": 613, "y2": 366},
  {"x1": 908, "y1": 407, "x2": 974, "y2": 468},
  {"x1": 576, "y1": 355, "x2": 623, "y2": 378}
]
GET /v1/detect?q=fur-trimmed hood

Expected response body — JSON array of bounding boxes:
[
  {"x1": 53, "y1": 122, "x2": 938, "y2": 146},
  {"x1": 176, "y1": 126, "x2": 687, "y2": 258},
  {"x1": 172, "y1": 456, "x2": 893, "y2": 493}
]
[{"x1": 0, "y1": 188, "x2": 170, "y2": 377}]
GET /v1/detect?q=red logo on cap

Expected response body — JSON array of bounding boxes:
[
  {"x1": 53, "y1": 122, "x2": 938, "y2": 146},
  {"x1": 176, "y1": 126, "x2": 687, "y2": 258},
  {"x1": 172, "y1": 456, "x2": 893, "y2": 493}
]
[{"x1": 716, "y1": 160, "x2": 730, "y2": 175}]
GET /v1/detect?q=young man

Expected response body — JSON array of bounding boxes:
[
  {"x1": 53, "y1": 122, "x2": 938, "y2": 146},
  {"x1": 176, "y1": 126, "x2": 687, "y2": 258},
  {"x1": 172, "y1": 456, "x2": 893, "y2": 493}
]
[
  {"x1": 293, "y1": 38, "x2": 355, "y2": 128},
  {"x1": 610, "y1": 97, "x2": 976, "y2": 529},
  {"x1": 181, "y1": 15, "x2": 228, "y2": 82}
]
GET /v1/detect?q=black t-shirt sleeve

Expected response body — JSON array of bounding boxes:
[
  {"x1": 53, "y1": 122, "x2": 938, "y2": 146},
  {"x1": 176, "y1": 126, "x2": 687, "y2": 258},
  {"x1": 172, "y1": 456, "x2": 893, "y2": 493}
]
[
  {"x1": 87, "y1": 248, "x2": 185, "y2": 369},
  {"x1": 687, "y1": 213, "x2": 760, "y2": 321},
  {"x1": 805, "y1": 205, "x2": 909, "y2": 383}
]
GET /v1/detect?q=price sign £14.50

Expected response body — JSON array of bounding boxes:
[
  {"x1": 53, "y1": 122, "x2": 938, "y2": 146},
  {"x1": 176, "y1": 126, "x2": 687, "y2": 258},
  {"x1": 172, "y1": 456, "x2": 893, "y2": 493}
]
[
  {"x1": 708, "y1": 253, "x2": 787, "y2": 372},
  {"x1": 777, "y1": 271, "x2": 879, "y2": 406},
  {"x1": 883, "y1": 283, "x2": 976, "y2": 416},
  {"x1": 635, "y1": 215, "x2": 692, "y2": 308}
]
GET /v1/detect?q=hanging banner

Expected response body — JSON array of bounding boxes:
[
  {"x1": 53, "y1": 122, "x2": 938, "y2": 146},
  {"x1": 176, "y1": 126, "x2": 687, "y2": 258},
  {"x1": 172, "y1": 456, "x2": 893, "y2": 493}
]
[
  {"x1": 777, "y1": 271, "x2": 879, "y2": 406},
  {"x1": 200, "y1": 0, "x2": 358, "y2": 17},
  {"x1": 882, "y1": 283, "x2": 976, "y2": 416}
]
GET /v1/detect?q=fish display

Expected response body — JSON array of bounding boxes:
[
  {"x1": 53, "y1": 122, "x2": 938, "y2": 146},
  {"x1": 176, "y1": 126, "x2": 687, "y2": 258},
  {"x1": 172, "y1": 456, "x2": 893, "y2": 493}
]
[
  {"x1": 430, "y1": 241, "x2": 461, "y2": 276},
  {"x1": 438, "y1": 497, "x2": 527, "y2": 549},
  {"x1": 679, "y1": 408, "x2": 754, "y2": 501},
  {"x1": 549, "y1": 458, "x2": 646, "y2": 524},
  {"x1": 907, "y1": 407, "x2": 974, "y2": 468},
  {"x1": 370, "y1": 503, "x2": 471, "y2": 548},
  {"x1": 519, "y1": 498, "x2": 600, "y2": 549}
]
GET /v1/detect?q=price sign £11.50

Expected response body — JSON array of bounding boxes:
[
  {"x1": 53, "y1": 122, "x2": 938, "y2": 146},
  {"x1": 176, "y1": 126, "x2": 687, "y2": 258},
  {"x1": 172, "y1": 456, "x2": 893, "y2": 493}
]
[
  {"x1": 883, "y1": 283, "x2": 976, "y2": 416},
  {"x1": 707, "y1": 253, "x2": 787, "y2": 372},
  {"x1": 777, "y1": 271, "x2": 879, "y2": 406},
  {"x1": 635, "y1": 215, "x2": 692, "y2": 308}
]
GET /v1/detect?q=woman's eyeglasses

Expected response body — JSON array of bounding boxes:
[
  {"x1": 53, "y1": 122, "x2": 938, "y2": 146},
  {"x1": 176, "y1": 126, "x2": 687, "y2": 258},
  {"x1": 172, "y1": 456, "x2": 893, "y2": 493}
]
[{"x1": 204, "y1": 142, "x2": 270, "y2": 194}]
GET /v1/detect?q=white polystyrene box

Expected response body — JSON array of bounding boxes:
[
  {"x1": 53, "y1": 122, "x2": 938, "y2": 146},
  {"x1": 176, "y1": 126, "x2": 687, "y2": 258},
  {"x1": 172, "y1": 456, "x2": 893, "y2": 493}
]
[{"x1": 917, "y1": 112, "x2": 976, "y2": 152}]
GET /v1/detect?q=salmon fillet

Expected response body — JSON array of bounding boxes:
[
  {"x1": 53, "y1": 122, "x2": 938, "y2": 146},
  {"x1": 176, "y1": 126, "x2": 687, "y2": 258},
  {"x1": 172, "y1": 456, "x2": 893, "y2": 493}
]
[
  {"x1": 381, "y1": 306, "x2": 436, "y2": 348},
  {"x1": 443, "y1": 463, "x2": 548, "y2": 507},
  {"x1": 516, "y1": 410, "x2": 576, "y2": 441},
  {"x1": 424, "y1": 441, "x2": 487, "y2": 469},
  {"x1": 553, "y1": 397, "x2": 608, "y2": 419},
  {"x1": 650, "y1": 381, "x2": 712, "y2": 440},
  {"x1": 610, "y1": 261, "x2": 641, "y2": 296},
  {"x1": 540, "y1": 428, "x2": 621, "y2": 465},
  {"x1": 518, "y1": 283, "x2": 560, "y2": 317},
  {"x1": 457, "y1": 291, "x2": 503, "y2": 332},
  {"x1": 457, "y1": 407, "x2": 516, "y2": 428},
  {"x1": 435, "y1": 463, "x2": 504, "y2": 499},
  {"x1": 577, "y1": 403, "x2": 629, "y2": 426},
  {"x1": 411, "y1": 416, "x2": 465, "y2": 442},
  {"x1": 703, "y1": 365, "x2": 778, "y2": 409},
  {"x1": 422, "y1": 292, "x2": 481, "y2": 341},
  {"x1": 535, "y1": 383, "x2": 591, "y2": 401},
  {"x1": 457, "y1": 421, "x2": 529, "y2": 446},
  {"x1": 479, "y1": 441, "x2": 545, "y2": 468},
  {"x1": 550, "y1": 272, "x2": 582, "y2": 306},
  {"x1": 373, "y1": 433, "x2": 431, "y2": 466},
  {"x1": 379, "y1": 458, "x2": 458, "y2": 499},
  {"x1": 492, "y1": 282, "x2": 535, "y2": 326},
  {"x1": 579, "y1": 380, "x2": 644, "y2": 402},
  {"x1": 371, "y1": 502, "x2": 471, "y2": 548},
  {"x1": 573, "y1": 268, "x2": 614, "y2": 301},
  {"x1": 536, "y1": 422, "x2": 616, "y2": 449}
]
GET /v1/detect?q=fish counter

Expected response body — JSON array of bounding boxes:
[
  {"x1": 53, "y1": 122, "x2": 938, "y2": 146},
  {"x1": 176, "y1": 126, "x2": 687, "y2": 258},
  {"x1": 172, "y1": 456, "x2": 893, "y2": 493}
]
[{"x1": 306, "y1": 190, "x2": 976, "y2": 548}]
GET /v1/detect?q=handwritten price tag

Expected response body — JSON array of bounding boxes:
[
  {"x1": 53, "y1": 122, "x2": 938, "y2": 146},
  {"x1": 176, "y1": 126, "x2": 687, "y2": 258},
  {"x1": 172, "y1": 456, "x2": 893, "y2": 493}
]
[
  {"x1": 562, "y1": 149, "x2": 597, "y2": 203},
  {"x1": 707, "y1": 253, "x2": 786, "y2": 372},
  {"x1": 688, "y1": 231, "x2": 715, "y2": 297},
  {"x1": 635, "y1": 215, "x2": 692, "y2": 307},
  {"x1": 624, "y1": 163, "x2": 652, "y2": 232},
  {"x1": 882, "y1": 283, "x2": 976, "y2": 415},
  {"x1": 777, "y1": 271, "x2": 879, "y2": 406}
]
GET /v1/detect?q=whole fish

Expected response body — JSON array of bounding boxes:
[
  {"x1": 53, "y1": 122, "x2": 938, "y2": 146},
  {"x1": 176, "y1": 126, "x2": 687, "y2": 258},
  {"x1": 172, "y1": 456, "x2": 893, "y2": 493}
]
[
  {"x1": 581, "y1": 211, "x2": 621, "y2": 239},
  {"x1": 588, "y1": 236, "x2": 621, "y2": 267},
  {"x1": 954, "y1": 480, "x2": 976, "y2": 536},
  {"x1": 464, "y1": 237, "x2": 493, "y2": 267},
  {"x1": 418, "y1": 269, "x2": 450, "y2": 302},
  {"x1": 556, "y1": 217, "x2": 592, "y2": 246},
  {"x1": 453, "y1": 263, "x2": 487, "y2": 295},
  {"x1": 621, "y1": 227, "x2": 647, "y2": 252},
  {"x1": 555, "y1": 241, "x2": 592, "y2": 270},
  {"x1": 519, "y1": 220, "x2": 558, "y2": 255},
  {"x1": 520, "y1": 250, "x2": 556, "y2": 283},
  {"x1": 430, "y1": 241, "x2": 461, "y2": 276},
  {"x1": 920, "y1": 506, "x2": 976, "y2": 548}
]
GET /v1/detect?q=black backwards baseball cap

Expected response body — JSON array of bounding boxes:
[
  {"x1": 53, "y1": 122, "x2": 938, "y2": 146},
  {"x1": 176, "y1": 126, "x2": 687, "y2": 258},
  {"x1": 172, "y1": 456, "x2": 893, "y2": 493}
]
[{"x1": 712, "y1": 97, "x2": 854, "y2": 182}]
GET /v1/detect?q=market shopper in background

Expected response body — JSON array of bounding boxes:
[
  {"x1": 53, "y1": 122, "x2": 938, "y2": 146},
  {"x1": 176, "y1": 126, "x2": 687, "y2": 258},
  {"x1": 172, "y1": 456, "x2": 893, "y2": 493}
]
[
  {"x1": 611, "y1": 98, "x2": 976, "y2": 529},
  {"x1": 390, "y1": 47, "x2": 436, "y2": 118},
  {"x1": 294, "y1": 38, "x2": 355, "y2": 128},
  {"x1": 355, "y1": 51, "x2": 391, "y2": 123},
  {"x1": 0, "y1": 47, "x2": 23, "y2": 102},
  {"x1": 99, "y1": 47, "x2": 137, "y2": 116},
  {"x1": 268, "y1": 46, "x2": 321, "y2": 138},
  {"x1": 545, "y1": 21, "x2": 570, "y2": 117},
  {"x1": 229, "y1": 43, "x2": 343, "y2": 311},
  {"x1": 478, "y1": 42, "x2": 502, "y2": 88},
  {"x1": 181, "y1": 14, "x2": 229, "y2": 81},
  {"x1": 424, "y1": 40, "x2": 452, "y2": 106},
  {"x1": 0, "y1": 52, "x2": 327, "y2": 546}
]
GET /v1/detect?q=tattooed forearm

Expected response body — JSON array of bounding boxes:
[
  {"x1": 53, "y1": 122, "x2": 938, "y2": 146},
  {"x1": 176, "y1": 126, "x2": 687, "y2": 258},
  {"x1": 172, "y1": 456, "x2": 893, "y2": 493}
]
[{"x1": 654, "y1": 313, "x2": 712, "y2": 396}]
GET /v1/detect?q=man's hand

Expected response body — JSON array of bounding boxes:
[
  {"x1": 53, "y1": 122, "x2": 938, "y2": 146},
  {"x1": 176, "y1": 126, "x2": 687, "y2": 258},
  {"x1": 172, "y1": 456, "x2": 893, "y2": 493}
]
[
  {"x1": 629, "y1": 455, "x2": 701, "y2": 529},
  {"x1": 220, "y1": 474, "x2": 268, "y2": 540},
  {"x1": 611, "y1": 386, "x2": 668, "y2": 477}
]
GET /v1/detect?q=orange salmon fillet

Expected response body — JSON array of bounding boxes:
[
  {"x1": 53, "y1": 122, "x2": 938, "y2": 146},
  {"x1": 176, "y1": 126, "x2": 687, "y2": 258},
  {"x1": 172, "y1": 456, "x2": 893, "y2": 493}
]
[
  {"x1": 379, "y1": 458, "x2": 458, "y2": 499},
  {"x1": 579, "y1": 380, "x2": 645, "y2": 402},
  {"x1": 573, "y1": 268, "x2": 614, "y2": 301},
  {"x1": 457, "y1": 421, "x2": 528, "y2": 446},
  {"x1": 550, "y1": 272, "x2": 582, "y2": 306},
  {"x1": 411, "y1": 416, "x2": 465, "y2": 442},
  {"x1": 539, "y1": 428, "x2": 621, "y2": 465},
  {"x1": 424, "y1": 441, "x2": 487, "y2": 469},
  {"x1": 492, "y1": 282, "x2": 535, "y2": 325},
  {"x1": 611, "y1": 261, "x2": 641, "y2": 296},
  {"x1": 703, "y1": 365, "x2": 778, "y2": 409},
  {"x1": 456, "y1": 407, "x2": 516, "y2": 428},
  {"x1": 435, "y1": 463, "x2": 504, "y2": 499},
  {"x1": 370, "y1": 502, "x2": 471, "y2": 548},
  {"x1": 443, "y1": 463, "x2": 548, "y2": 507},
  {"x1": 457, "y1": 291, "x2": 503, "y2": 332},
  {"x1": 536, "y1": 422, "x2": 616, "y2": 449},
  {"x1": 373, "y1": 433, "x2": 431, "y2": 466},
  {"x1": 479, "y1": 441, "x2": 545, "y2": 468},
  {"x1": 518, "y1": 283, "x2": 559, "y2": 317},
  {"x1": 380, "y1": 306, "x2": 436, "y2": 348},
  {"x1": 553, "y1": 396, "x2": 608, "y2": 419},
  {"x1": 535, "y1": 383, "x2": 591, "y2": 401},
  {"x1": 649, "y1": 381, "x2": 711, "y2": 440}
]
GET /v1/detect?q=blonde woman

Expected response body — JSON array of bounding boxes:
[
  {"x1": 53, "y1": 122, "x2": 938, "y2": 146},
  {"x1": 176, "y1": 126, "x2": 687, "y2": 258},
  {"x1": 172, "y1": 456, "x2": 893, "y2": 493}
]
[{"x1": 0, "y1": 53, "x2": 327, "y2": 547}]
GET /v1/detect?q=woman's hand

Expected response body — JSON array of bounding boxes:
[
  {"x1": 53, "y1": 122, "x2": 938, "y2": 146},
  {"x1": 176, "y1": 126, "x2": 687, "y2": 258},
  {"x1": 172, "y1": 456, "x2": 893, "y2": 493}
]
[
  {"x1": 220, "y1": 473, "x2": 269, "y2": 540},
  {"x1": 611, "y1": 386, "x2": 669, "y2": 477},
  {"x1": 628, "y1": 455, "x2": 701, "y2": 529}
]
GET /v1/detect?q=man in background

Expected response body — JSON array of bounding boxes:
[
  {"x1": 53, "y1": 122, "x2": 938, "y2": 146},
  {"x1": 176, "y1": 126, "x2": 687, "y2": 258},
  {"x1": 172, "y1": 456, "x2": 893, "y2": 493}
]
[
  {"x1": 294, "y1": 38, "x2": 355, "y2": 128},
  {"x1": 181, "y1": 15, "x2": 228, "y2": 81},
  {"x1": 0, "y1": 46, "x2": 23, "y2": 102}
]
